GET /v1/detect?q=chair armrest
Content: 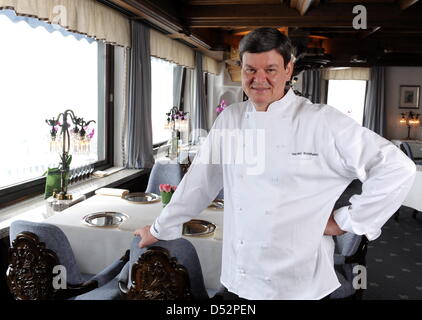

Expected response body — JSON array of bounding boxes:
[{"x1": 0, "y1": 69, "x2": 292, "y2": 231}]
[
  {"x1": 118, "y1": 262, "x2": 130, "y2": 295},
  {"x1": 334, "y1": 253, "x2": 345, "y2": 265},
  {"x1": 88, "y1": 250, "x2": 130, "y2": 287},
  {"x1": 55, "y1": 280, "x2": 99, "y2": 300}
]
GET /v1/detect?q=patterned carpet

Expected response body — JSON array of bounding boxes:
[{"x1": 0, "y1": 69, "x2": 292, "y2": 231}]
[{"x1": 362, "y1": 206, "x2": 422, "y2": 300}]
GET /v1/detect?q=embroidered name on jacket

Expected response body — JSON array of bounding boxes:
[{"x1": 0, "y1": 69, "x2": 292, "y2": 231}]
[{"x1": 291, "y1": 152, "x2": 319, "y2": 156}]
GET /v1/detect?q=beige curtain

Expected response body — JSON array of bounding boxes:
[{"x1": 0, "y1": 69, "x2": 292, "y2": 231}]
[
  {"x1": 202, "y1": 55, "x2": 221, "y2": 75},
  {"x1": 322, "y1": 67, "x2": 371, "y2": 81},
  {"x1": 150, "y1": 29, "x2": 195, "y2": 69},
  {"x1": 0, "y1": 0, "x2": 130, "y2": 47}
]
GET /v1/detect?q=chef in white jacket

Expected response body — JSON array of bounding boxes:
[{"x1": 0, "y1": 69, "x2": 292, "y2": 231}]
[{"x1": 135, "y1": 28, "x2": 416, "y2": 300}]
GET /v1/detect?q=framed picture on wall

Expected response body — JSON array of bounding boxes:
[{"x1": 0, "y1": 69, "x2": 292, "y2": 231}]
[{"x1": 399, "y1": 85, "x2": 420, "y2": 109}]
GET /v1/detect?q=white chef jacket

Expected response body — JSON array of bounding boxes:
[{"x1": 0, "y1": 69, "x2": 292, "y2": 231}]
[{"x1": 150, "y1": 88, "x2": 416, "y2": 300}]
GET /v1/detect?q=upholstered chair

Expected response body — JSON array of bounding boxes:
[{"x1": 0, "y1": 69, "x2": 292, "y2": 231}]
[
  {"x1": 330, "y1": 233, "x2": 368, "y2": 299},
  {"x1": 329, "y1": 179, "x2": 369, "y2": 299},
  {"x1": 145, "y1": 161, "x2": 184, "y2": 195},
  {"x1": 216, "y1": 188, "x2": 224, "y2": 200},
  {"x1": 401, "y1": 142, "x2": 422, "y2": 165},
  {"x1": 118, "y1": 236, "x2": 210, "y2": 300},
  {"x1": 7, "y1": 220, "x2": 129, "y2": 300}
]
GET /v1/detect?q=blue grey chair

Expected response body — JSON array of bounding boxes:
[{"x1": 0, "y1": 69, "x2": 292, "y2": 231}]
[
  {"x1": 118, "y1": 236, "x2": 210, "y2": 300},
  {"x1": 329, "y1": 233, "x2": 368, "y2": 300},
  {"x1": 216, "y1": 188, "x2": 224, "y2": 200},
  {"x1": 145, "y1": 161, "x2": 184, "y2": 195},
  {"x1": 400, "y1": 142, "x2": 422, "y2": 165},
  {"x1": 7, "y1": 220, "x2": 129, "y2": 300},
  {"x1": 328, "y1": 179, "x2": 369, "y2": 300}
]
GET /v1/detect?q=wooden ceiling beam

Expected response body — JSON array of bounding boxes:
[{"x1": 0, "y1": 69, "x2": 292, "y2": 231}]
[
  {"x1": 290, "y1": 0, "x2": 319, "y2": 16},
  {"x1": 188, "y1": 0, "x2": 280, "y2": 4},
  {"x1": 186, "y1": 3, "x2": 422, "y2": 28},
  {"x1": 359, "y1": 26, "x2": 381, "y2": 39},
  {"x1": 107, "y1": 0, "x2": 216, "y2": 50},
  {"x1": 398, "y1": 0, "x2": 419, "y2": 9}
]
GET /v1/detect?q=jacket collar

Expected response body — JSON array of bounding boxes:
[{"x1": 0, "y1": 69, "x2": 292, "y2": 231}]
[{"x1": 247, "y1": 88, "x2": 297, "y2": 115}]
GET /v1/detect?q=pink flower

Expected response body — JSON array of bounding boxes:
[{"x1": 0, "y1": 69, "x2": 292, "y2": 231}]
[
  {"x1": 159, "y1": 184, "x2": 177, "y2": 193},
  {"x1": 87, "y1": 128, "x2": 95, "y2": 139},
  {"x1": 216, "y1": 100, "x2": 228, "y2": 114},
  {"x1": 159, "y1": 184, "x2": 171, "y2": 192}
]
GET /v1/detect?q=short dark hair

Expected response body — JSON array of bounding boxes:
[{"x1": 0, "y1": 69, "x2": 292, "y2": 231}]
[{"x1": 239, "y1": 27, "x2": 293, "y2": 68}]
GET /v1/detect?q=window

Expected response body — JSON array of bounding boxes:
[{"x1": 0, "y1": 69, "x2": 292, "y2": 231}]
[
  {"x1": 151, "y1": 57, "x2": 176, "y2": 145},
  {"x1": 327, "y1": 80, "x2": 367, "y2": 125},
  {"x1": 0, "y1": 10, "x2": 111, "y2": 205}
]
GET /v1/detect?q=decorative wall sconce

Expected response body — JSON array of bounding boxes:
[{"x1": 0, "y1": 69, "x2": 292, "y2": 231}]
[{"x1": 399, "y1": 111, "x2": 420, "y2": 140}]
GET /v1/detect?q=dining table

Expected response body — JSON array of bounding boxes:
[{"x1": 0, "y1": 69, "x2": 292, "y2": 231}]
[{"x1": 43, "y1": 193, "x2": 224, "y2": 291}]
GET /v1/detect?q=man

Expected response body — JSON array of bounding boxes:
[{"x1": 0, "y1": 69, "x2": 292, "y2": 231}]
[{"x1": 135, "y1": 28, "x2": 416, "y2": 299}]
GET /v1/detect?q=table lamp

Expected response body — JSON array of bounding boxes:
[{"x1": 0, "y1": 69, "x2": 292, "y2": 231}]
[
  {"x1": 399, "y1": 111, "x2": 420, "y2": 140},
  {"x1": 46, "y1": 109, "x2": 95, "y2": 200}
]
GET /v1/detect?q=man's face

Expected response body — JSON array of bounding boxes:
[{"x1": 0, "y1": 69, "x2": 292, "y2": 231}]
[{"x1": 241, "y1": 49, "x2": 293, "y2": 109}]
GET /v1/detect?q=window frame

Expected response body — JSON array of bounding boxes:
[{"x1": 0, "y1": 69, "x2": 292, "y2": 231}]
[
  {"x1": 327, "y1": 79, "x2": 367, "y2": 126},
  {"x1": 151, "y1": 60, "x2": 187, "y2": 149},
  {"x1": 0, "y1": 44, "x2": 115, "y2": 209}
]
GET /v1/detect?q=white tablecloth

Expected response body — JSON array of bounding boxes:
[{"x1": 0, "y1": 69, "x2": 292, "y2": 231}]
[{"x1": 44, "y1": 195, "x2": 224, "y2": 290}]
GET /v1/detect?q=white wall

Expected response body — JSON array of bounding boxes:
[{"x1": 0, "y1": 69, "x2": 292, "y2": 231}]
[{"x1": 385, "y1": 67, "x2": 422, "y2": 140}]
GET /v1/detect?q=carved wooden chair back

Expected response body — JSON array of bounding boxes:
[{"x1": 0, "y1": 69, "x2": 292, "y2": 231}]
[
  {"x1": 119, "y1": 237, "x2": 209, "y2": 300},
  {"x1": 7, "y1": 231, "x2": 60, "y2": 300},
  {"x1": 124, "y1": 246, "x2": 192, "y2": 300}
]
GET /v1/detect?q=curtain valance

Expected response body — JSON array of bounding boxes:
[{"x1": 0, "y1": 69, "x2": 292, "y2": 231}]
[
  {"x1": 150, "y1": 29, "x2": 195, "y2": 69},
  {"x1": 202, "y1": 55, "x2": 221, "y2": 75},
  {"x1": 0, "y1": 0, "x2": 130, "y2": 47},
  {"x1": 322, "y1": 67, "x2": 371, "y2": 81}
]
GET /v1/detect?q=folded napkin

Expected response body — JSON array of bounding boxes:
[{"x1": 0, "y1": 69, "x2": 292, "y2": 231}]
[
  {"x1": 93, "y1": 167, "x2": 125, "y2": 178},
  {"x1": 92, "y1": 170, "x2": 109, "y2": 178},
  {"x1": 95, "y1": 188, "x2": 129, "y2": 197}
]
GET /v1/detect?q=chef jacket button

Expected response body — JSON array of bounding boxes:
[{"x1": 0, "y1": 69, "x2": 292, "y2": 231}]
[
  {"x1": 272, "y1": 177, "x2": 279, "y2": 184},
  {"x1": 265, "y1": 277, "x2": 271, "y2": 282},
  {"x1": 238, "y1": 207, "x2": 243, "y2": 213},
  {"x1": 261, "y1": 243, "x2": 268, "y2": 249},
  {"x1": 240, "y1": 240, "x2": 244, "y2": 245},
  {"x1": 264, "y1": 210, "x2": 271, "y2": 215}
]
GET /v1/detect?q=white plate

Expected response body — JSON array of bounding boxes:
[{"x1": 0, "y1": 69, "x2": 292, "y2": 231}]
[{"x1": 82, "y1": 211, "x2": 128, "y2": 227}]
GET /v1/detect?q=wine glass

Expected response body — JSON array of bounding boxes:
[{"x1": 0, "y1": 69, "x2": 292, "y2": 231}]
[
  {"x1": 88, "y1": 164, "x2": 94, "y2": 177},
  {"x1": 75, "y1": 166, "x2": 83, "y2": 182},
  {"x1": 69, "y1": 168, "x2": 75, "y2": 184}
]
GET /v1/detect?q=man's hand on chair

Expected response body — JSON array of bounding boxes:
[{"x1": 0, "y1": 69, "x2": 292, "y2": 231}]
[
  {"x1": 324, "y1": 213, "x2": 346, "y2": 236},
  {"x1": 134, "y1": 225, "x2": 159, "y2": 248}
]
